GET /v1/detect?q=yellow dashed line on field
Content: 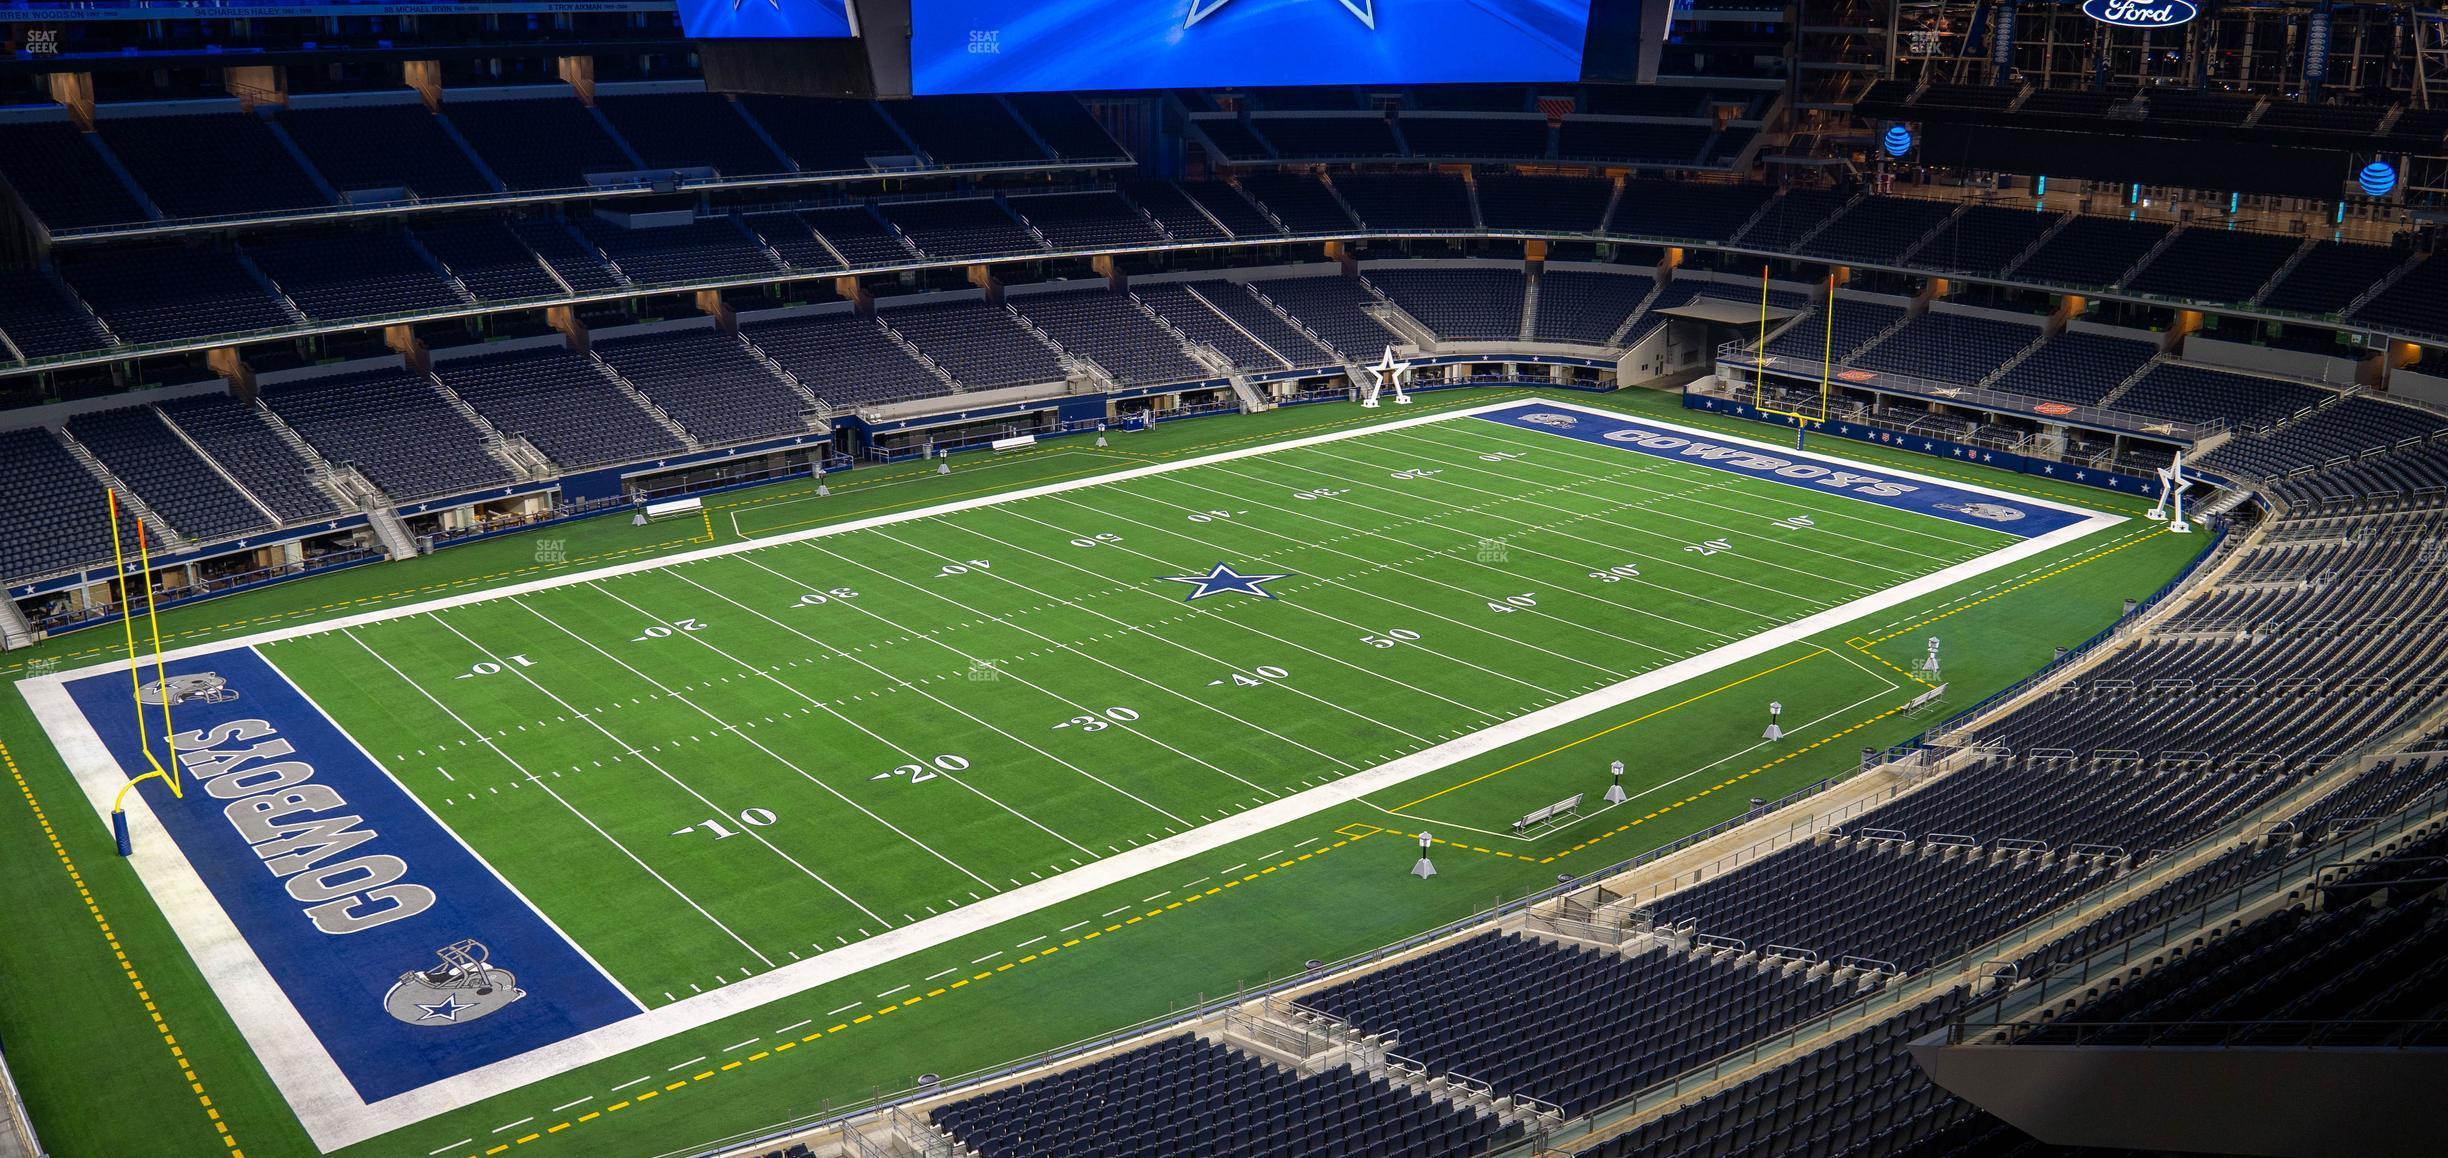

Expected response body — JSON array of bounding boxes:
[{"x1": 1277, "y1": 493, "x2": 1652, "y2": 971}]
[
  {"x1": 455, "y1": 831, "x2": 1376, "y2": 1156},
  {"x1": 0, "y1": 737, "x2": 243, "y2": 1156}
]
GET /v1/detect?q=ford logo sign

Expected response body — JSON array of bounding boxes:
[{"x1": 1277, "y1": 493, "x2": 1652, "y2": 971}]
[{"x1": 2082, "y1": 0, "x2": 2198, "y2": 27}]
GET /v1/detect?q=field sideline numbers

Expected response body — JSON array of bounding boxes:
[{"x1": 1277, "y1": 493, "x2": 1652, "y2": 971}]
[
  {"x1": 672, "y1": 808, "x2": 778, "y2": 840},
  {"x1": 455, "y1": 654, "x2": 535, "y2": 679},
  {"x1": 632, "y1": 617, "x2": 707, "y2": 642},
  {"x1": 1587, "y1": 564, "x2": 1642, "y2": 583},
  {"x1": 1487, "y1": 592, "x2": 1538, "y2": 613},
  {"x1": 793, "y1": 588, "x2": 859, "y2": 607},
  {"x1": 1052, "y1": 706, "x2": 1140, "y2": 732},
  {"x1": 936, "y1": 559, "x2": 992, "y2": 577},
  {"x1": 1069, "y1": 532, "x2": 1123, "y2": 548},
  {"x1": 1361, "y1": 628, "x2": 1420, "y2": 649},
  {"x1": 871, "y1": 753, "x2": 972, "y2": 783},
  {"x1": 1208, "y1": 665, "x2": 1289, "y2": 687}
]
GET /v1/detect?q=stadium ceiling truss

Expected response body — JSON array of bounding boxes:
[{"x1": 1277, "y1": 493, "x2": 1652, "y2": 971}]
[{"x1": 1900, "y1": 0, "x2": 2440, "y2": 103}]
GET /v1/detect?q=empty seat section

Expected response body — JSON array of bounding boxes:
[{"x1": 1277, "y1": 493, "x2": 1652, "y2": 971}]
[
  {"x1": 1613, "y1": 179, "x2": 1773, "y2": 243},
  {"x1": 1133, "y1": 283, "x2": 1298, "y2": 371},
  {"x1": 416, "y1": 220, "x2": 568, "y2": 300},
  {"x1": 1176, "y1": 182, "x2": 1283, "y2": 238},
  {"x1": 0, "y1": 120, "x2": 151, "y2": 230},
  {"x1": 740, "y1": 213, "x2": 844, "y2": 271},
  {"x1": 1477, "y1": 174, "x2": 1612, "y2": 233},
  {"x1": 98, "y1": 112, "x2": 329, "y2": 218},
  {"x1": 1850, "y1": 311, "x2": 2043, "y2": 386},
  {"x1": 1397, "y1": 115, "x2": 1549, "y2": 159},
  {"x1": 262, "y1": 368, "x2": 515, "y2": 499},
  {"x1": 886, "y1": 96, "x2": 1046, "y2": 165},
  {"x1": 743, "y1": 312, "x2": 952, "y2": 411},
  {"x1": 279, "y1": 104, "x2": 492, "y2": 199},
  {"x1": 1334, "y1": 172, "x2": 1474, "y2": 231},
  {"x1": 881, "y1": 300, "x2": 1062, "y2": 389},
  {"x1": 447, "y1": 97, "x2": 636, "y2": 190},
  {"x1": 1913, "y1": 205, "x2": 2065, "y2": 277},
  {"x1": 1988, "y1": 330, "x2": 2158, "y2": 407},
  {"x1": 1735, "y1": 189, "x2": 1855, "y2": 253},
  {"x1": 801, "y1": 206, "x2": 917, "y2": 266},
  {"x1": 1006, "y1": 192, "x2": 1164, "y2": 250},
  {"x1": 1301, "y1": 933, "x2": 1858, "y2": 1114},
  {"x1": 66, "y1": 406, "x2": 269, "y2": 540},
  {"x1": 2014, "y1": 216, "x2": 2170, "y2": 288},
  {"x1": 1799, "y1": 195, "x2": 1960, "y2": 265},
  {"x1": 1367, "y1": 267, "x2": 1523, "y2": 341},
  {"x1": 1010, "y1": 290, "x2": 1204, "y2": 385},
  {"x1": 503, "y1": 219, "x2": 624, "y2": 293},
  {"x1": 0, "y1": 427, "x2": 117, "y2": 580},
  {"x1": 435, "y1": 347, "x2": 683, "y2": 469},
  {"x1": 1246, "y1": 275, "x2": 1396, "y2": 359},
  {"x1": 2123, "y1": 227, "x2": 2303, "y2": 305},
  {"x1": 734, "y1": 96, "x2": 914, "y2": 172},
  {"x1": 574, "y1": 217, "x2": 781, "y2": 284},
  {"x1": 1254, "y1": 115, "x2": 1401, "y2": 158},
  {"x1": 2115, "y1": 363, "x2": 2330, "y2": 428},
  {"x1": 1115, "y1": 182, "x2": 1230, "y2": 242},
  {"x1": 0, "y1": 270, "x2": 111, "y2": 359},
  {"x1": 594, "y1": 330, "x2": 813, "y2": 445},
  {"x1": 245, "y1": 229, "x2": 469, "y2": 319},
  {"x1": 879, "y1": 199, "x2": 1042, "y2": 259},
  {"x1": 59, "y1": 246, "x2": 295, "y2": 344},
  {"x1": 2260, "y1": 240, "x2": 2402, "y2": 316},
  {"x1": 1002, "y1": 93, "x2": 1128, "y2": 161},
  {"x1": 156, "y1": 394, "x2": 343, "y2": 522},
  {"x1": 592, "y1": 92, "x2": 786, "y2": 176},
  {"x1": 1556, "y1": 119, "x2": 1710, "y2": 164},
  {"x1": 1533, "y1": 270, "x2": 1654, "y2": 344},
  {"x1": 1235, "y1": 172, "x2": 1355, "y2": 233}
]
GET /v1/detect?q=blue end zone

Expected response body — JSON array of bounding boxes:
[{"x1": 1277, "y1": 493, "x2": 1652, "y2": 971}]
[
  {"x1": 65, "y1": 647, "x2": 638, "y2": 1103},
  {"x1": 1475, "y1": 403, "x2": 2093, "y2": 538}
]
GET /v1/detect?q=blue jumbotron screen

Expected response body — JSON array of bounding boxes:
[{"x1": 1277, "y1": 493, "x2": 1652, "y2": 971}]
[
  {"x1": 910, "y1": 0, "x2": 1593, "y2": 94},
  {"x1": 678, "y1": 0, "x2": 855, "y2": 40}
]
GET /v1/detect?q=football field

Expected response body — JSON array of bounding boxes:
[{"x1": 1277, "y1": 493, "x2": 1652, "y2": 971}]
[{"x1": 22, "y1": 397, "x2": 2124, "y2": 1151}]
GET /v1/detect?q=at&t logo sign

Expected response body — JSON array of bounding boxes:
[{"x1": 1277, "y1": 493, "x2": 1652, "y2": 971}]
[{"x1": 2082, "y1": 0, "x2": 2198, "y2": 27}]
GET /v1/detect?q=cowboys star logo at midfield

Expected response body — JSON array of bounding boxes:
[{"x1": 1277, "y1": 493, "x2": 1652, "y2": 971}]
[
  {"x1": 1160, "y1": 562, "x2": 1293, "y2": 601},
  {"x1": 381, "y1": 940, "x2": 528, "y2": 1026}
]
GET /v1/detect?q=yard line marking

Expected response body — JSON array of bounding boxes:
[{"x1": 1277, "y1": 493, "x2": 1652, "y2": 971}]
[
  {"x1": 492, "y1": 1118, "x2": 533, "y2": 1133},
  {"x1": 1048, "y1": 488, "x2": 1621, "y2": 688},
  {"x1": 21, "y1": 395, "x2": 2122, "y2": 1150},
  {"x1": 1162, "y1": 459, "x2": 1766, "y2": 637},
  {"x1": 506, "y1": 594, "x2": 977, "y2": 904},
  {"x1": 1003, "y1": 499, "x2": 1531, "y2": 716},
  {"x1": 1015, "y1": 935, "x2": 1047, "y2": 947},
  {"x1": 431, "y1": 1140, "x2": 474, "y2": 1155},
  {"x1": 666, "y1": 1057, "x2": 706, "y2": 1071},
  {"x1": 551, "y1": 1096, "x2": 592, "y2": 1113},
  {"x1": 611, "y1": 1076, "x2": 651, "y2": 1091},
  {"x1": 1059, "y1": 921, "x2": 1088, "y2": 932},
  {"x1": 1442, "y1": 419, "x2": 2004, "y2": 554},
  {"x1": 971, "y1": 952, "x2": 1004, "y2": 964},
  {"x1": 801, "y1": 541, "x2": 1339, "y2": 780},
  {"x1": 433, "y1": 608, "x2": 900, "y2": 927},
  {"x1": 925, "y1": 515, "x2": 1448, "y2": 745},
  {"x1": 722, "y1": 1038, "x2": 760, "y2": 1052},
  {"x1": 341, "y1": 627, "x2": 776, "y2": 969},
  {"x1": 1394, "y1": 425, "x2": 1970, "y2": 572},
  {"x1": 1229, "y1": 446, "x2": 1824, "y2": 610},
  {"x1": 740, "y1": 550, "x2": 1282, "y2": 801},
  {"x1": 1295, "y1": 440, "x2": 1874, "y2": 592},
  {"x1": 875, "y1": 984, "x2": 910, "y2": 998},
  {"x1": 924, "y1": 968, "x2": 957, "y2": 981},
  {"x1": 678, "y1": 563, "x2": 1184, "y2": 832},
  {"x1": 827, "y1": 1002, "x2": 861, "y2": 1016}
]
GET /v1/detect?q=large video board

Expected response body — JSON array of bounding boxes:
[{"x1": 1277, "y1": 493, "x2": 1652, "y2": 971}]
[
  {"x1": 678, "y1": 0, "x2": 856, "y2": 40},
  {"x1": 910, "y1": 0, "x2": 1592, "y2": 95}
]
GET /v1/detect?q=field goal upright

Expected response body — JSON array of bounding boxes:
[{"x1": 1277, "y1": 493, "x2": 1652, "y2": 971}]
[{"x1": 1749, "y1": 268, "x2": 1837, "y2": 431}]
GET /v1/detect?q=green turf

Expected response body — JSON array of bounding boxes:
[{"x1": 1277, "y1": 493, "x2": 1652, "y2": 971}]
[{"x1": 0, "y1": 388, "x2": 2213, "y2": 1158}]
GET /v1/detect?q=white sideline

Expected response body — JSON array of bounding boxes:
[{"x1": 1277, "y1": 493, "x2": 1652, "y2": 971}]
[{"x1": 19, "y1": 397, "x2": 2122, "y2": 1151}]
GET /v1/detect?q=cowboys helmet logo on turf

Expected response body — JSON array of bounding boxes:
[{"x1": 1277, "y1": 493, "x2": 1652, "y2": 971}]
[
  {"x1": 1934, "y1": 501, "x2": 2027, "y2": 523},
  {"x1": 382, "y1": 940, "x2": 527, "y2": 1027},
  {"x1": 137, "y1": 672, "x2": 237, "y2": 706},
  {"x1": 1519, "y1": 412, "x2": 1580, "y2": 428}
]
